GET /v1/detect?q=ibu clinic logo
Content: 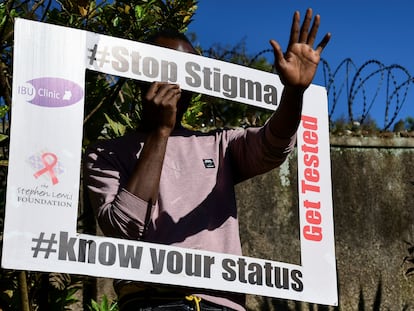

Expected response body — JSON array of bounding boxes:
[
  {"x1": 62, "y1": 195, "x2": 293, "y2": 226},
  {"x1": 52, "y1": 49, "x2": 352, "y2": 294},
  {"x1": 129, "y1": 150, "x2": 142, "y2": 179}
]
[{"x1": 17, "y1": 77, "x2": 84, "y2": 107}]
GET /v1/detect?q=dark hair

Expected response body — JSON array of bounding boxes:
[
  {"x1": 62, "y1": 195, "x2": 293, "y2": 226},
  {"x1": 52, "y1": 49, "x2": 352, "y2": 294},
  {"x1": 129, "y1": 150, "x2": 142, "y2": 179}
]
[{"x1": 146, "y1": 28, "x2": 194, "y2": 47}]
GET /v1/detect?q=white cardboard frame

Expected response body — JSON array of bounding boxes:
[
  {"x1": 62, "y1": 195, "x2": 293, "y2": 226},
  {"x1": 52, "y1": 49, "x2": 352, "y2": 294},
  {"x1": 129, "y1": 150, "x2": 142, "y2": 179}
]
[{"x1": 2, "y1": 19, "x2": 337, "y2": 306}]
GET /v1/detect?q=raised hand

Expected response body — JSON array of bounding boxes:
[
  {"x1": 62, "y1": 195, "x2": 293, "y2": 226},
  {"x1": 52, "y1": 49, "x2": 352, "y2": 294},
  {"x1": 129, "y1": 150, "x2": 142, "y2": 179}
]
[
  {"x1": 142, "y1": 81, "x2": 182, "y2": 133},
  {"x1": 270, "y1": 8, "x2": 331, "y2": 90}
]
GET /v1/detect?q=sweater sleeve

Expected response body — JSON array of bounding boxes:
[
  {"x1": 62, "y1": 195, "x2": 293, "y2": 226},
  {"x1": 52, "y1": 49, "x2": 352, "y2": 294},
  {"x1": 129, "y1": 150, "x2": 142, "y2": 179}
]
[
  {"x1": 227, "y1": 121, "x2": 297, "y2": 183},
  {"x1": 83, "y1": 143, "x2": 150, "y2": 239}
]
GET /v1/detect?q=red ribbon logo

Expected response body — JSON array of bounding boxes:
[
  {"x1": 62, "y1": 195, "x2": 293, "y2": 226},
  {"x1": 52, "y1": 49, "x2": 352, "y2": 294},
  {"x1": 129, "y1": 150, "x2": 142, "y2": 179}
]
[{"x1": 33, "y1": 152, "x2": 59, "y2": 185}]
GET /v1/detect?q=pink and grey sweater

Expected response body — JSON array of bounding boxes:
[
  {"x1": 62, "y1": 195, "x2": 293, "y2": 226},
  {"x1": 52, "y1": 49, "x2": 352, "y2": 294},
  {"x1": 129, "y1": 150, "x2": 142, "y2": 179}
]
[{"x1": 84, "y1": 124, "x2": 296, "y2": 311}]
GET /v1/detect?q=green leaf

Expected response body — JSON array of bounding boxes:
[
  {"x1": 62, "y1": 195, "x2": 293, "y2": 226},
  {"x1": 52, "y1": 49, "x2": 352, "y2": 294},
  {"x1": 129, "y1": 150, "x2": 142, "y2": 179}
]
[
  {"x1": 112, "y1": 16, "x2": 119, "y2": 27},
  {"x1": 104, "y1": 113, "x2": 126, "y2": 137},
  {"x1": 135, "y1": 5, "x2": 143, "y2": 20},
  {"x1": 89, "y1": 300, "x2": 100, "y2": 311},
  {"x1": 0, "y1": 134, "x2": 7, "y2": 142},
  {"x1": 0, "y1": 105, "x2": 9, "y2": 118}
]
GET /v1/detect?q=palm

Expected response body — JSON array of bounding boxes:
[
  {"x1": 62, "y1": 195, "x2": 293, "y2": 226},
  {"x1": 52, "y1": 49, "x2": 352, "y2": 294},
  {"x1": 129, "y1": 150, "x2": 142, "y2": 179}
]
[
  {"x1": 277, "y1": 42, "x2": 320, "y2": 88},
  {"x1": 270, "y1": 9, "x2": 330, "y2": 90}
]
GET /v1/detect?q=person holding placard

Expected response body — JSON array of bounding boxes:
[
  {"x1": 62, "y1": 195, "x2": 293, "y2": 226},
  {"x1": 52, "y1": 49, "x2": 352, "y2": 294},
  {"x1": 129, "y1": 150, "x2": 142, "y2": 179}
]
[{"x1": 84, "y1": 8, "x2": 330, "y2": 311}]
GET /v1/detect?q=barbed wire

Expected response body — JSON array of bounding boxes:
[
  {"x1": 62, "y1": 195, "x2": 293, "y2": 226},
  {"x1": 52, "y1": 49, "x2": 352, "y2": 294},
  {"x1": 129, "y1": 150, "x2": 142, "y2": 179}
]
[
  {"x1": 322, "y1": 58, "x2": 413, "y2": 130},
  {"x1": 203, "y1": 48, "x2": 414, "y2": 131}
]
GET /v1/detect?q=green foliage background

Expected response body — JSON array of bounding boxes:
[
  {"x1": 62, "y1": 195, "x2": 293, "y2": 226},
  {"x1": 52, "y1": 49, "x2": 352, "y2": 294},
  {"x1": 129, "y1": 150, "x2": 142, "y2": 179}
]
[{"x1": 0, "y1": 0, "x2": 276, "y2": 310}]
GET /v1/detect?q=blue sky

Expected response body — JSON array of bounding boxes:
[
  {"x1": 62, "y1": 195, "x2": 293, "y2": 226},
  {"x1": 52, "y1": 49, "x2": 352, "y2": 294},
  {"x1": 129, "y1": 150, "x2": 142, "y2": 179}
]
[{"x1": 188, "y1": 1, "x2": 414, "y2": 128}]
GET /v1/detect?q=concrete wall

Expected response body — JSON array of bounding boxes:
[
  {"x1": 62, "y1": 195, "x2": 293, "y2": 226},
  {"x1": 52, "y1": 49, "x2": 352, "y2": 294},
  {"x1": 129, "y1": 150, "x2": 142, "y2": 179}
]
[
  {"x1": 90, "y1": 136, "x2": 414, "y2": 310},
  {"x1": 237, "y1": 136, "x2": 414, "y2": 310}
]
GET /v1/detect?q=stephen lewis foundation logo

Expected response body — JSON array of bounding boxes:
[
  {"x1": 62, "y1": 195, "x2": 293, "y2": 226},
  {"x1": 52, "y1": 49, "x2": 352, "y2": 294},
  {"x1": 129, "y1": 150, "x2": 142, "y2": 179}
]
[{"x1": 28, "y1": 151, "x2": 64, "y2": 185}]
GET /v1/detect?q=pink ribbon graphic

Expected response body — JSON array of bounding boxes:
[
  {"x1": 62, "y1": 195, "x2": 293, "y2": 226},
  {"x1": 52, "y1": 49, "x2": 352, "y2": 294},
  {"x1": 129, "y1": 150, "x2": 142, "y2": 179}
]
[{"x1": 33, "y1": 152, "x2": 59, "y2": 185}]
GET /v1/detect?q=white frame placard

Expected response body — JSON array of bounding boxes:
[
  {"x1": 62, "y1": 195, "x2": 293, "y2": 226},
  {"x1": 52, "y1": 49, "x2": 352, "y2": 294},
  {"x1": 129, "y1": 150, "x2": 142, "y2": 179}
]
[{"x1": 2, "y1": 19, "x2": 337, "y2": 306}]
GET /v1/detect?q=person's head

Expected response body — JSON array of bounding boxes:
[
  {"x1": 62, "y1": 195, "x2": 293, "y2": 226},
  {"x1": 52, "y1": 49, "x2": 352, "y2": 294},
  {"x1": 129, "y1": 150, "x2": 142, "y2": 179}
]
[
  {"x1": 146, "y1": 28, "x2": 197, "y2": 55},
  {"x1": 140, "y1": 29, "x2": 197, "y2": 125}
]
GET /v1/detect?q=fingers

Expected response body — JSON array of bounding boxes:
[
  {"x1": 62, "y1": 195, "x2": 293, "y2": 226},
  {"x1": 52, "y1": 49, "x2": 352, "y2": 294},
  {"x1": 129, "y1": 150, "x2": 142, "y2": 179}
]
[
  {"x1": 154, "y1": 83, "x2": 181, "y2": 103},
  {"x1": 143, "y1": 82, "x2": 181, "y2": 131},
  {"x1": 146, "y1": 82, "x2": 181, "y2": 104},
  {"x1": 299, "y1": 8, "x2": 312, "y2": 44},
  {"x1": 288, "y1": 11, "x2": 300, "y2": 48},
  {"x1": 307, "y1": 11, "x2": 319, "y2": 47},
  {"x1": 288, "y1": 8, "x2": 329, "y2": 51},
  {"x1": 316, "y1": 32, "x2": 332, "y2": 54},
  {"x1": 269, "y1": 39, "x2": 284, "y2": 64},
  {"x1": 288, "y1": 9, "x2": 312, "y2": 47}
]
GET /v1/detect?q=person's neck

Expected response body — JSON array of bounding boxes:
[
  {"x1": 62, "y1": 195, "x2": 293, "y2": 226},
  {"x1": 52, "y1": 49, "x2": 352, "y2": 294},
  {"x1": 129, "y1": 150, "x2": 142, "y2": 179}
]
[{"x1": 137, "y1": 121, "x2": 185, "y2": 133}]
